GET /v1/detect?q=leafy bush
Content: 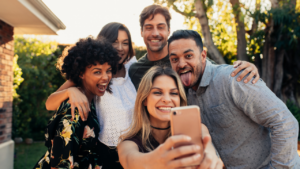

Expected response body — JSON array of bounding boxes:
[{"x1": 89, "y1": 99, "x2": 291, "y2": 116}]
[{"x1": 13, "y1": 37, "x2": 65, "y2": 140}]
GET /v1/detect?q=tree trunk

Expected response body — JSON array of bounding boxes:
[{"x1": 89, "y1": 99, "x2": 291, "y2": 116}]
[
  {"x1": 229, "y1": 0, "x2": 248, "y2": 61},
  {"x1": 194, "y1": 0, "x2": 226, "y2": 64},
  {"x1": 273, "y1": 49, "x2": 285, "y2": 98}
]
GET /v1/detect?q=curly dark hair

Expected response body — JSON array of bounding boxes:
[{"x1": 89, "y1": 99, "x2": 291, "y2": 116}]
[{"x1": 57, "y1": 37, "x2": 120, "y2": 93}]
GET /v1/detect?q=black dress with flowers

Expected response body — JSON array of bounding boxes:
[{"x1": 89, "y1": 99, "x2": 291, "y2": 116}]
[{"x1": 33, "y1": 99, "x2": 101, "y2": 169}]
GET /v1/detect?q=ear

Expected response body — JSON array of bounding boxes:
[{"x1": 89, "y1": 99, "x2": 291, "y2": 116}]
[
  {"x1": 143, "y1": 98, "x2": 147, "y2": 106},
  {"x1": 79, "y1": 73, "x2": 84, "y2": 79},
  {"x1": 201, "y1": 50, "x2": 207, "y2": 64}
]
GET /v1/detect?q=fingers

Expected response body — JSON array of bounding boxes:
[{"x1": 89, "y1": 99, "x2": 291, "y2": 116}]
[
  {"x1": 163, "y1": 135, "x2": 192, "y2": 151},
  {"x1": 76, "y1": 104, "x2": 86, "y2": 121},
  {"x1": 230, "y1": 63, "x2": 244, "y2": 78},
  {"x1": 198, "y1": 153, "x2": 212, "y2": 169},
  {"x1": 233, "y1": 60, "x2": 242, "y2": 68},
  {"x1": 168, "y1": 153, "x2": 201, "y2": 168},
  {"x1": 168, "y1": 144, "x2": 201, "y2": 161},
  {"x1": 202, "y1": 136, "x2": 211, "y2": 150},
  {"x1": 252, "y1": 74, "x2": 260, "y2": 84}
]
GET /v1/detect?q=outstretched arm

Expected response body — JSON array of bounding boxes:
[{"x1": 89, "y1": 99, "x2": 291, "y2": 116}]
[
  {"x1": 45, "y1": 80, "x2": 89, "y2": 121},
  {"x1": 118, "y1": 135, "x2": 206, "y2": 169}
]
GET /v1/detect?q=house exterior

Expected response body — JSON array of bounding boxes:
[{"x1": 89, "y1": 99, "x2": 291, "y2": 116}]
[{"x1": 0, "y1": 1, "x2": 65, "y2": 168}]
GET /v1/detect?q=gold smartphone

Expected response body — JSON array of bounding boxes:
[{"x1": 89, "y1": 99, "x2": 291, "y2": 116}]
[{"x1": 170, "y1": 105, "x2": 203, "y2": 166}]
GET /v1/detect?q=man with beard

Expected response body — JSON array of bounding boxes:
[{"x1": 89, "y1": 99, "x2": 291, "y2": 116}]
[
  {"x1": 168, "y1": 29, "x2": 300, "y2": 169},
  {"x1": 129, "y1": 4, "x2": 260, "y2": 90}
]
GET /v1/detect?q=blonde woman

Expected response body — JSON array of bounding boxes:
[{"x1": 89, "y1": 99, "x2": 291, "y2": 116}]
[{"x1": 118, "y1": 66, "x2": 223, "y2": 169}]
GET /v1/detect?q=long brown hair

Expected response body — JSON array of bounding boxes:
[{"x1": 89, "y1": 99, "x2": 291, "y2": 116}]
[
  {"x1": 97, "y1": 22, "x2": 135, "y2": 62},
  {"x1": 119, "y1": 66, "x2": 187, "y2": 151}
]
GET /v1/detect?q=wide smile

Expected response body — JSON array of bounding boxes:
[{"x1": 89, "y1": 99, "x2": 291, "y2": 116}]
[
  {"x1": 97, "y1": 83, "x2": 108, "y2": 93},
  {"x1": 156, "y1": 106, "x2": 173, "y2": 113}
]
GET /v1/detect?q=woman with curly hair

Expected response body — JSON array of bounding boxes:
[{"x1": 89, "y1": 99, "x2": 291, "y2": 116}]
[
  {"x1": 33, "y1": 37, "x2": 119, "y2": 169},
  {"x1": 45, "y1": 22, "x2": 137, "y2": 169}
]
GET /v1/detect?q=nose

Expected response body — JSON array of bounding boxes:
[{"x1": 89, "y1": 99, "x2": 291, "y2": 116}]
[
  {"x1": 177, "y1": 58, "x2": 187, "y2": 69},
  {"x1": 102, "y1": 72, "x2": 109, "y2": 82},
  {"x1": 151, "y1": 27, "x2": 159, "y2": 37},
  {"x1": 161, "y1": 93, "x2": 171, "y2": 103},
  {"x1": 116, "y1": 42, "x2": 123, "y2": 51}
]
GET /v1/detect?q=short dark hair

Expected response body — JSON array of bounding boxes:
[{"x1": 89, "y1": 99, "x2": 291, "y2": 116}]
[
  {"x1": 168, "y1": 30, "x2": 204, "y2": 52},
  {"x1": 140, "y1": 5, "x2": 171, "y2": 30},
  {"x1": 97, "y1": 22, "x2": 134, "y2": 62},
  {"x1": 58, "y1": 37, "x2": 119, "y2": 93}
]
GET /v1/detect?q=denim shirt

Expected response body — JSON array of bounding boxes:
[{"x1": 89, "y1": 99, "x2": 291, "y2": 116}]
[{"x1": 187, "y1": 60, "x2": 300, "y2": 169}]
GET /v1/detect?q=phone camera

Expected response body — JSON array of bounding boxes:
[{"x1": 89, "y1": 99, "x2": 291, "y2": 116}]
[{"x1": 173, "y1": 111, "x2": 176, "y2": 115}]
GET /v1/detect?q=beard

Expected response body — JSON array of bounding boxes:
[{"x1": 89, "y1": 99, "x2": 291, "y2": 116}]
[{"x1": 147, "y1": 39, "x2": 167, "y2": 53}]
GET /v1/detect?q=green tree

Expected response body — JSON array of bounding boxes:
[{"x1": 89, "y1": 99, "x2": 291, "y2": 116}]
[{"x1": 13, "y1": 37, "x2": 65, "y2": 140}]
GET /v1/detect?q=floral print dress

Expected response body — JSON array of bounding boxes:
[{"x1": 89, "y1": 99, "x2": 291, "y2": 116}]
[{"x1": 33, "y1": 99, "x2": 101, "y2": 169}]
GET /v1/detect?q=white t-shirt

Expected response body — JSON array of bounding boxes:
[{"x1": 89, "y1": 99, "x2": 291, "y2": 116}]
[{"x1": 95, "y1": 57, "x2": 137, "y2": 146}]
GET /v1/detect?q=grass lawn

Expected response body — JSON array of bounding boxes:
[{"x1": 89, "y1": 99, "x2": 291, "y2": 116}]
[{"x1": 14, "y1": 142, "x2": 46, "y2": 169}]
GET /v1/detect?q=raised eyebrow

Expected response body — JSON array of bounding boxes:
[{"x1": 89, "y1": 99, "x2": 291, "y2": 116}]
[
  {"x1": 170, "y1": 88, "x2": 179, "y2": 91},
  {"x1": 144, "y1": 24, "x2": 153, "y2": 27},
  {"x1": 184, "y1": 49, "x2": 194, "y2": 54},
  {"x1": 151, "y1": 87, "x2": 162, "y2": 90},
  {"x1": 93, "y1": 68, "x2": 102, "y2": 71},
  {"x1": 169, "y1": 53, "x2": 177, "y2": 57}
]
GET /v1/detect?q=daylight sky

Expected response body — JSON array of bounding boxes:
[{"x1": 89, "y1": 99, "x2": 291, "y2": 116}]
[{"x1": 42, "y1": 0, "x2": 187, "y2": 46}]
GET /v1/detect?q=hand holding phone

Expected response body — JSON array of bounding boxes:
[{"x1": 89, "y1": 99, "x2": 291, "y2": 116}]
[{"x1": 170, "y1": 105, "x2": 203, "y2": 166}]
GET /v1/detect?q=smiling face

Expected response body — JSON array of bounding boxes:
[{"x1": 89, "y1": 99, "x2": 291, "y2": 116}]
[
  {"x1": 141, "y1": 13, "x2": 170, "y2": 53},
  {"x1": 81, "y1": 62, "x2": 112, "y2": 97},
  {"x1": 169, "y1": 38, "x2": 207, "y2": 91},
  {"x1": 112, "y1": 30, "x2": 130, "y2": 64},
  {"x1": 144, "y1": 75, "x2": 180, "y2": 126}
]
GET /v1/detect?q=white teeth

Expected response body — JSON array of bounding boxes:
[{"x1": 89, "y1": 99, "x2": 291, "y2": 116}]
[
  {"x1": 151, "y1": 40, "x2": 159, "y2": 42},
  {"x1": 99, "y1": 83, "x2": 107, "y2": 85},
  {"x1": 158, "y1": 107, "x2": 171, "y2": 110},
  {"x1": 181, "y1": 70, "x2": 190, "y2": 74}
]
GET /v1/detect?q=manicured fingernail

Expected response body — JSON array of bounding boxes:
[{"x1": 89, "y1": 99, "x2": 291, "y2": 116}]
[
  {"x1": 237, "y1": 78, "x2": 240, "y2": 81},
  {"x1": 244, "y1": 80, "x2": 247, "y2": 83},
  {"x1": 231, "y1": 73, "x2": 234, "y2": 76}
]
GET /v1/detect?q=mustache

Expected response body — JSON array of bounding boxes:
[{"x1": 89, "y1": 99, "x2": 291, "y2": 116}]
[{"x1": 178, "y1": 66, "x2": 192, "y2": 73}]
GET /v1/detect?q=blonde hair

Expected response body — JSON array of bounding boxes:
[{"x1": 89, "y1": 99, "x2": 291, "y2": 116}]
[{"x1": 119, "y1": 66, "x2": 187, "y2": 151}]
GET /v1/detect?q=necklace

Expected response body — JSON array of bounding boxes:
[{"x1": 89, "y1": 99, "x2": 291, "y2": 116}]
[{"x1": 151, "y1": 125, "x2": 170, "y2": 130}]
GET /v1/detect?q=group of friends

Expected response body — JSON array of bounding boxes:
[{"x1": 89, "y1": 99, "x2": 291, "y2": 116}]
[{"x1": 33, "y1": 4, "x2": 300, "y2": 169}]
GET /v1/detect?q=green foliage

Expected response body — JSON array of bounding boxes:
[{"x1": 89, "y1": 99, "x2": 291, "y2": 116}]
[
  {"x1": 135, "y1": 46, "x2": 147, "y2": 60},
  {"x1": 13, "y1": 37, "x2": 65, "y2": 140}
]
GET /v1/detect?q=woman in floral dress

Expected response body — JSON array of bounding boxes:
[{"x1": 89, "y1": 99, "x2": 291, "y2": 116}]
[{"x1": 33, "y1": 37, "x2": 119, "y2": 169}]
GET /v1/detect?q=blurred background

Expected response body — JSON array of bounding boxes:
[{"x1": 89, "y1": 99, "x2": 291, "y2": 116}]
[{"x1": 0, "y1": 0, "x2": 299, "y2": 168}]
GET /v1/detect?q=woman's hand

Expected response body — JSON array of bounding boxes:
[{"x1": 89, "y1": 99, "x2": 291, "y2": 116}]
[
  {"x1": 118, "y1": 135, "x2": 203, "y2": 169},
  {"x1": 150, "y1": 135, "x2": 202, "y2": 169},
  {"x1": 231, "y1": 60, "x2": 260, "y2": 84},
  {"x1": 67, "y1": 87, "x2": 90, "y2": 121}
]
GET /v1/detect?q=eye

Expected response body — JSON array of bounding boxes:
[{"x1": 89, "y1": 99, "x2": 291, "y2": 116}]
[
  {"x1": 186, "y1": 54, "x2": 192, "y2": 58},
  {"x1": 107, "y1": 69, "x2": 112, "y2": 73},
  {"x1": 153, "y1": 91, "x2": 162, "y2": 95},
  {"x1": 171, "y1": 92, "x2": 179, "y2": 95},
  {"x1": 145, "y1": 26, "x2": 152, "y2": 30},
  {"x1": 171, "y1": 58, "x2": 178, "y2": 62},
  {"x1": 94, "y1": 71, "x2": 101, "y2": 74}
]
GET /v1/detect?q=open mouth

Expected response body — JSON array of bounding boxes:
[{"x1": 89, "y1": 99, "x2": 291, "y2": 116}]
[
  {"x1": 157, "y1": 106, "x2": 172, "y2": 113},
  {"x1": 179, "y1": 70, "x2": 192, "y2": 87},
  {"x1": 97, "y1": 83, "x2": 107, "y2": 93}
]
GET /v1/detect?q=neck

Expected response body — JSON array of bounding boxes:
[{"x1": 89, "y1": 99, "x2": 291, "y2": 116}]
[
  {"x1": 146, "y1": 45, "x2": 168, "y2": 61},
  {"x1": 113, "y1": 64, "x2": 126, "y2": 78},
  {"x1": 81, "y1": 86, "x2": 94, "y2": 103},
  {"x1": 150, "y1": 121, "x2": 170, "y2": 144},
  {"x1": 191, "y1": 60, "x2": 207, "y2": 91}
]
